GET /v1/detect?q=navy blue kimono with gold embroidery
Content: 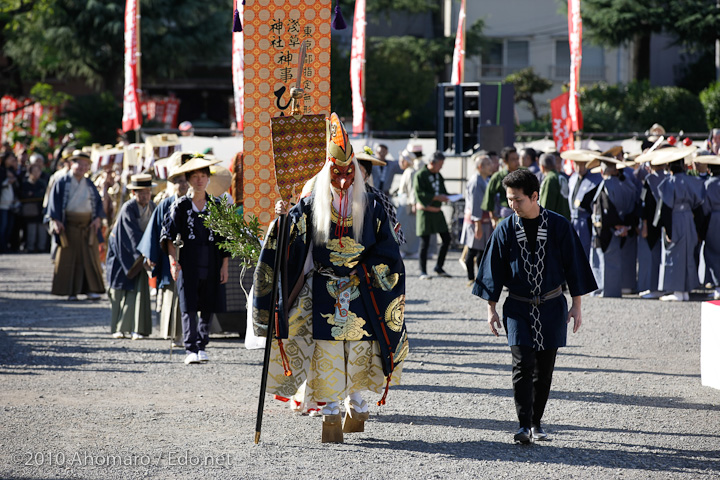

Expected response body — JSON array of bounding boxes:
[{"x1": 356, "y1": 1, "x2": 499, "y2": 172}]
[{"x1": 252, "y1": 192, "x2": 408, "y2": 377}]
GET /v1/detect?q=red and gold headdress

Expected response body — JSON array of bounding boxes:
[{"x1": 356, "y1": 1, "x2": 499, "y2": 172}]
[{"x1": 326, "y1": 112, "x2": 354, "y2": 166}]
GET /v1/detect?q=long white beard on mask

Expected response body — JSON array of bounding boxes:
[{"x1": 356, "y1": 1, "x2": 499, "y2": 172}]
[{"x1": 312, "y1": 158, "x2": 366, "y2": 245}]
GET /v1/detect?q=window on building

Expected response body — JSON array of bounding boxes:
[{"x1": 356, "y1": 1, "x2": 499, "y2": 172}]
[
  {"x1": 554, "y1": 40, "x2": 605, "y2": 81},
  {"x1": 481, "y1": 40, "x2": 529, "y2": 78}
]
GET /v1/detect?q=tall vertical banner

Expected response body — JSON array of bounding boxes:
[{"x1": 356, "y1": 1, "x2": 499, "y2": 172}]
[
  {"x1": 232, "y1": 0, "x2": 245, "y2": 131},
  {"x1": 551, "y1": 91, "x2": 574, "y2": 152},
  {"x1": 243, "y1": 0, "x2": 332, "y2": 225},
  {"x1": 122, "y1": 0, "x2": 141, "y2": 132},
  {"x1": 567, "y1": 0, "x2": 583, "y2": 132},
  {"x1": 450, "y1": 0, "x2": 466, "y2": 85},
  {"x1": 350, "y1": 0, "x2": 366, "y2": 135}
]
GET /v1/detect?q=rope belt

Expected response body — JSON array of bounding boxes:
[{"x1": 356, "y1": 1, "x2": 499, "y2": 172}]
[{"x1": 507, "y1": 286, "x2": 563, "y2": 307}]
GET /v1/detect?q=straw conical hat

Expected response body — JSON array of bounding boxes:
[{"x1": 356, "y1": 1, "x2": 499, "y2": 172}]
[
  {"x1": 649, "y1": 146, "x2": 697, "y2": 166},
  {"x1": 559, "y1": 149, "x2": 598, "y2": 163},
  {"x1": 167, "y1": 154, "x2": 221, "y2": 181}
]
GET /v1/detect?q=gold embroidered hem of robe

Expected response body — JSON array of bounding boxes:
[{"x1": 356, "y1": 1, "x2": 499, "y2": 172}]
[{"x1": 264, "y1": 277, "x2": 403, "y2": 403}]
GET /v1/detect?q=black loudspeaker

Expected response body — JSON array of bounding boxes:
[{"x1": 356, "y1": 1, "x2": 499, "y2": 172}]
[{"x1": 436, "y1": 82, "x2": 515, "y2": 155}]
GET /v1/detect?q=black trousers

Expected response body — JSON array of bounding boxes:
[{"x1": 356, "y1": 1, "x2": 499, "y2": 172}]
[
  {"x1": 419, "y1": 231, "x2": 451, "y2": 274},
  {"x1": 182, "y1": 310, "x2": 211, "y2": 354},
  {"x1": 465, "y1": 248, "x2": 483, "y2": 280},
  {"x1": 510, "y1": 345, "x2": 558, "y2": 429}
]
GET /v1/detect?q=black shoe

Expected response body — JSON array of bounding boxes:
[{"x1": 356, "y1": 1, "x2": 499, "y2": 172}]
[
  {"x1": 433, "y1": 268, "x2": 451, "y2": 278},
  {"x1": 514, "y1": 427, "x2": 531, "y2": 444},
  {"x1": 531, "y1": 426, "x2": 549, "y2": 441}
]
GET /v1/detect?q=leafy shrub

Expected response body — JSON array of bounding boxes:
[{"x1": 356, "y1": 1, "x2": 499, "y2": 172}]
[
  {"x1": 700, "y1": 82, "x2": 720, "y2": 130},
  {"x1": 580, "y1": 81, "x2": 705, "y2": 133}
]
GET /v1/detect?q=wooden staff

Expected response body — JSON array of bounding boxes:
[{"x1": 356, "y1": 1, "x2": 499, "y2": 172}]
[{"x1": 254, "y1": 212, "x2": 289, "y2": 444}]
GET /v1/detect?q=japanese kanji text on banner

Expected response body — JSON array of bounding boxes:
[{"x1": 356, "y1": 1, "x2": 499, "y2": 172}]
[{"x1": 243, "y1": 0, "x2": 332, "y2": 225}]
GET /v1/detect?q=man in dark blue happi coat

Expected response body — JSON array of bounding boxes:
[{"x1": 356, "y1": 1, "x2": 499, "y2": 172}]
[{"x1": 472, "y1": 169, "x2": 597, "y2": 444}]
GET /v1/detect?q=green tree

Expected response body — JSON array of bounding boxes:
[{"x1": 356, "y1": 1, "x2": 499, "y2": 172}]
[
  {"x1": 332, "y1": 0, "x2": 486, "y2": 131},
  {"x1": 580, "y1": 80, "x2": 706, "y2": 133},
  {"x1": 504, "y1": 68, "x2": 553, "y2": 121},
  {"x1": 580, "y1": 0, "x2": 720, "y2": 83},
  {"x1": 2, "y1": 0, "x2": 229, "y2": 94},
  {"x1": 700, "y1": 82, "x2": 720, "y2": 129}
]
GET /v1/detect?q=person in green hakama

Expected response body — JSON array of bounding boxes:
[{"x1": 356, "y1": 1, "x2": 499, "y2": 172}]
[
  {"x1": 539, "y1": 153, "x2": 571, "y2": 221},
  {"x1": 413, "y1": 151, "x2": 451, "y2": 279}
]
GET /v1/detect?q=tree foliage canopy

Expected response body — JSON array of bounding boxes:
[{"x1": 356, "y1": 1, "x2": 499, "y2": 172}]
[
  {"x1": 580, "y1": 0, "x2": 720, "y2": 49},
  {"x1": 580, "y1": 81, "x2": 706, "y2": 133},
  {"x1": 504, "y1": 68, "x2": 553, "y2": 121},
  {"x1": 2, "y1": 0, "x2": 229, "y2": 93}
]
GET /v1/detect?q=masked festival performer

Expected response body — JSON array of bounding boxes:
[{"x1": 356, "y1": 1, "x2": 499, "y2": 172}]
[
  {"x1": 45, "y1": 150, "x2": 106, "y2": 300},
  {"x1": 106, "y1": 174, "x2": 157, "y2": 339},
  {"x1": 137, "y1": 152, "x2": 190, "y2": 345},
  {"x1": 161, "y1": 154, "x2": 230, "y2": 364},
  {"x1": 253, "y1": 113, "x2": 408, "y2": 443},
  {"x1": 472, "y1": 169, "x2": 597, "y2": 444}
]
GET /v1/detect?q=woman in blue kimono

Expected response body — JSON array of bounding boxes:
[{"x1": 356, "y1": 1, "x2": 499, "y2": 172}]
[
  {"x1": 472, "y1": 169, "x2": 597, "y2": 444},
  {"x1": 161, "y1": 154, "x2": 229, "y2": 365},
  {"x1": 652, "y1": 146, "x2": 706, "y2": 301}
]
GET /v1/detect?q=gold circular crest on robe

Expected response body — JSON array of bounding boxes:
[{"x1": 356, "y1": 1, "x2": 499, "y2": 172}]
[
  {"x1": 254, "y1": 261, "x2": 274, "y2": 297},
  {"x1": 385, "y1": 294, "x2": 405, "y2": 332}
]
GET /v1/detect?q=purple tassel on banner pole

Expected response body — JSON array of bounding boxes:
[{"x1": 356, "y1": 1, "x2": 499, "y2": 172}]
[
  {"x1": 332, "y1": 0, "x2": 347, "y2": 30},
  {"x1": 233, "y1": 9, "x2": 243, "y2": 32}
]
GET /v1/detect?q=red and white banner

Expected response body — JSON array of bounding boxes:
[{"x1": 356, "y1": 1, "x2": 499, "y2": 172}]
[
  {"x1": 0, "y1": 96, "x2": 52, "y2": 144},
  {"x1": 232, "y1": 0, "x2": 244, "y2": 132},
  {"x1": 551, "y1": 92, "x2": 574, "y2": 153},
  {"x1": 122, "y1": 0, "x2": 142, "y2": 132},
  {"x1": 140, "y1": 97, "x2": 181, "y2": 128},
  {"x1": 350, "y1": 0, "x2": 366, "y2": 135},
  {"x1": 450, "y1": 0, "x2": 466, "y2": 85},
  {"x1": 567, "y1": 0, "x2": 583, "y2": 132},
  {"x1": 0, "y1": 96, "x2": 18, "y2": 143},
  {"x1": 31, "y1": 102, "x2": 43, "y2": 137}
]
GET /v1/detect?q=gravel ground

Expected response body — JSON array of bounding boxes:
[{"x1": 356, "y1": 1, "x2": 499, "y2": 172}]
[{"x1": 1, "y1": 252, "x2": 719, "y2": 479}]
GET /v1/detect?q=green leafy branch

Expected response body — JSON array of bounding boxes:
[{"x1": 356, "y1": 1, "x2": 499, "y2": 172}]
[{"x1": 201, "y1": 200, "x2": 263, "y2": 270}]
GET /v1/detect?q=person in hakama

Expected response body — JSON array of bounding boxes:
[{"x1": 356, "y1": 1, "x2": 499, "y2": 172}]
[
  {"x1": 603, "y1": 146, "x2": 642, "y2": 294},
  {"x1": 161, "y1": 154, "x2": 230, "y2": 364},
  {"x1": 588, "y1": 155, "x2": 638, "y2": 298},
  {"x1": 697, "y1": 155, "x2": 720, "y2": 299},
  {"x1": 538, "y1": 153, "x2": 570, "y2": 220},
  {"x1": 395, "y1": 147, "x2": 424, "y2": 258},
  {"x1": 652, "y1": 146, "x2": 706, "y2": 301},
  {"x1": 45, "y1": 151, "x2": 105, "y2": 300},
  {"x1": 106, "y1": 174, "x2": 157, "y2": 339},
  {"x1": 563, "y1": 150, "x2": 602, "y2": 259},
  {"x1": 482, "y1": 146, "x2": 521, "y2": 228},
  {"x1": 472, "y1": 169, "x2": 597, "y2": 444},
  {"x1": 414, "y1": 151, "x2": 452, "y2": 278},
  {"x1": 636, "y1": 150, "x2": 668, "y2": 299},
  {"x1": 137, "y1": 153, "x2": 190, "y2": 345},
  {"x1": 253, "y1": 113, "x2": 408, "y2": 443},
  {"x1": 460, "y1": 153, "x2": 493, "y2": 285}
]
